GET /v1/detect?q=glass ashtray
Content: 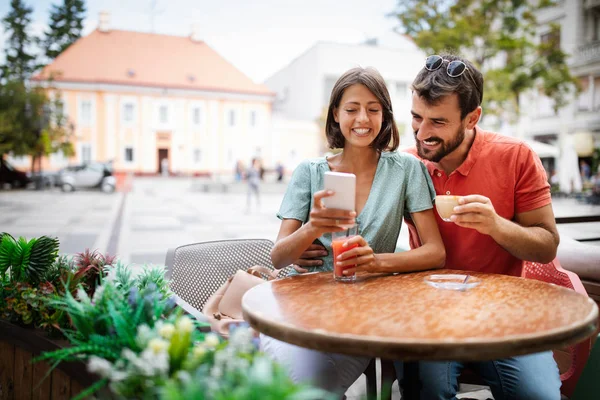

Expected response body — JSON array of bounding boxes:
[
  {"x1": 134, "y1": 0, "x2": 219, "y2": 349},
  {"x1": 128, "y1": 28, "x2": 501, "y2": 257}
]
[{"x1": 424, "y1": 274, "x2": 480, "y2": 291}]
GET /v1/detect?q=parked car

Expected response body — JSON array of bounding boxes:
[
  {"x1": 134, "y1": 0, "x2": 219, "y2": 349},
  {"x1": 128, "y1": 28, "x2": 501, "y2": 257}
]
[
  {"x1": 0, "y1": 159, "x2": 31, "y2": 189},
  {"x1": 57, "y1": 162, "x2": 116, "y2": 193}
]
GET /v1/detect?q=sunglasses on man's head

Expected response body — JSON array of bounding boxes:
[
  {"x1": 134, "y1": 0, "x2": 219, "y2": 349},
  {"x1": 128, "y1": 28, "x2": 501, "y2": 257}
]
[{"x1": 425, "y1": 55, "x2": 469, "y2": 78}]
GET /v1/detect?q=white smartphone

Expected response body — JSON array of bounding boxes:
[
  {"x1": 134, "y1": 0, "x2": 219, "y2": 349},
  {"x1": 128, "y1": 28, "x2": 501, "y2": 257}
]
[{"x1": 323, "y1": 171, "x2": 356, "y2": 211}]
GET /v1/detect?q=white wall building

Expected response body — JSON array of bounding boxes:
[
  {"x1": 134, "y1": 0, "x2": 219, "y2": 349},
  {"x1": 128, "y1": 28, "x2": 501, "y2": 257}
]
[
  {"x1": 265, "y1": 36, "x2": 426, "y2": 154},
  {"x1": 518, "y1": 0, "x2": 600, "y2": 165}
]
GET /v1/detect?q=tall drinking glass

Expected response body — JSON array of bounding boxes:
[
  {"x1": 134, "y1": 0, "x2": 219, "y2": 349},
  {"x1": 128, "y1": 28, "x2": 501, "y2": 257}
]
[{"x1": 332, "y1": 224, "x2": 359, "y2": 282}]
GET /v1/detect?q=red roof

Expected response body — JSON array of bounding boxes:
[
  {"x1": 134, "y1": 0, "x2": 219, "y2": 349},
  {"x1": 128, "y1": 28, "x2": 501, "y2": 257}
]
[{"x1": 34, "y1": 29, "x2": 273, "y2": 96}]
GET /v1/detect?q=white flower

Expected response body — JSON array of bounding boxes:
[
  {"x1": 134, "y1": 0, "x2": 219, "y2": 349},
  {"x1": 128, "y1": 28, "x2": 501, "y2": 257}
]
[
  {"x1": 76, "y1": 288, "x2": 90, "y2": 304},
  {"x1": 121, "y1": 348, "x2": 138, "y2": 362},
  {"x1": 175, "y1": 370, "x2": 191, "y2": 384},
  {"x1": 175, "y1": 316, "x2": 194, "y2": 333},
  {"x1": 229, "y1": 327, "x2": 255, "y2": 353},
  {"x1": 158, "y1": 323, "x2": 175, "y2": 339},
  {"x1": 110, "y1": 370, "x2": 128, "y2": 382},
  {"x1": 192, "y1": 345, "x2": 206, "y2": 359},
  {"x1": 87, "y1": 356, "x2": 113, "y2": 378},
  {"x1": 91, "y1": 285, "x2": 105, "y2": 304},
  {"x1": 135, "y1": 324, "x2": 154, "y2": 348},
  {"x1": 148, "y1": 338, "x2": 169, "y2": 354},
  {"x1": 249, "y1": 356, "x2": 274, "y2": 385},
  {"x1": 204, "y1": 333, "x2": 220, "y2": 348},
  {"x1": 211, "y1": 366, "x2": 223, "y2": 379},
  {"x1": 140, "y1": 348, "x2": 169, "y2": 376}
]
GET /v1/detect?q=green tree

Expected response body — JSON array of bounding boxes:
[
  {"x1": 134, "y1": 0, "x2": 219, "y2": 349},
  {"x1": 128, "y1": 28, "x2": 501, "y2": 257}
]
[
  {"x1": 0, "y1": 80, "x2": 74, "y2": 173},
  {"x1": 390, "y1": 0, "x2": 579, "y2": 120},
  {"x1": 1, "y1": 0, "x2": 38, "y2": 82},
  {"x1": 42, "y1": 0, "x2": 86, "y2": 60}
]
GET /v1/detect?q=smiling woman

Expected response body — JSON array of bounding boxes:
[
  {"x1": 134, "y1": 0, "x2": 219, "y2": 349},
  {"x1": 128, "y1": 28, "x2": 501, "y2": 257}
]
[{"x1": 263, "y1": 66, "x2": 446, "y2": 397}]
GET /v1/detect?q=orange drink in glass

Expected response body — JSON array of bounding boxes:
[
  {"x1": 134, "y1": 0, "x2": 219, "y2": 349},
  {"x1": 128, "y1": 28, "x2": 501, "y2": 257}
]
[{"x1": 332, "y1": 224, "x2": 359, "y2": 282}]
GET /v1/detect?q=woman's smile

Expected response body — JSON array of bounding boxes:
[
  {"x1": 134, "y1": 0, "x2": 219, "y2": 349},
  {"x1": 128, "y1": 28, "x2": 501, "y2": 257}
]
[{"x1": 352, "y1": 128, "x2": 371, "y2": 137}]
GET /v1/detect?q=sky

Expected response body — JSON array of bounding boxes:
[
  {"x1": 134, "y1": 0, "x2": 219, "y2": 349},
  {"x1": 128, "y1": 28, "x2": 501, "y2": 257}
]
[{"x1": 0, "y1": 0, "x2": 401, "y2": 83}]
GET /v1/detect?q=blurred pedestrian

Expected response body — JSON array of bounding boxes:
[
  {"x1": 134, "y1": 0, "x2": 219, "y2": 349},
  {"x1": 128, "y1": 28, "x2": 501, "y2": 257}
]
[
  {"x1": 580, "y1": 160, "x2": 591, "y2": 182},
  {"x1": 234, "y1": 160, "x2": 245, "y2": 181},
  {"x1": 246, "y1": 158, "x2": 261, "y2": 212},
  {"x1": 259, "y1": 159, "x2": 265, "y2": 180},
  {"x1": 276, "y1": 162, "x2": 284, "y2": 182}
]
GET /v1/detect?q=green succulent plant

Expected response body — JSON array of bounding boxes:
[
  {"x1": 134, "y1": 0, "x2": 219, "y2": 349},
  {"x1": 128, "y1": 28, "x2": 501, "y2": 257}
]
[{"x1": 0, "y1": 233, "x2": 60, "y2": 285}]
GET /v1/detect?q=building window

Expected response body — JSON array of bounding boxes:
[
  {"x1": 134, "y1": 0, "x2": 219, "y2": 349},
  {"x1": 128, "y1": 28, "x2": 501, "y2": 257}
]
[
  {"x1": 124, "y1": 147, "x2": 134, "y2": 162},
  {"x1": 228, "y1": 109, "x2": 236, "y2": 127},
  {"x1": 80, "y1": 100, "x2": 92, "y2": 125},
  {"x1": 81, "y1": 143, "x2": 92, "y2": 164},
  {"x1": 249, "y1": 110, "x2": 257, "y2": 127},
  {"x1": 577, "y1": 78, "x2": 591, "y2": 111},
  {"x1": 192, "y1": 107, "x2": 202, "y2": 125},
  {"x1": 123, "y1": 103, "x2": 135, "y2": 123},
  {"x1": 193, "y1": 148, "x2": 201, "y2": 163},
  {"x1": 159, "y1": 105, "x2": 169, "y2": 124}
]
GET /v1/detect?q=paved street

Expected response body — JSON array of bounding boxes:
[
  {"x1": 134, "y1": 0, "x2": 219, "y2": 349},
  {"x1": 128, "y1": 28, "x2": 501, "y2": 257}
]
[{"x1": 1, "y1": 176, "x2": 599, "y2": 266}]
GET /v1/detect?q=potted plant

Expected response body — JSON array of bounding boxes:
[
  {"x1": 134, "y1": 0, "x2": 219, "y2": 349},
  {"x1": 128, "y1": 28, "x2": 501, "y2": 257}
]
[{"x1": 37, "y1": 263, "x2": 334, "y2": 399}]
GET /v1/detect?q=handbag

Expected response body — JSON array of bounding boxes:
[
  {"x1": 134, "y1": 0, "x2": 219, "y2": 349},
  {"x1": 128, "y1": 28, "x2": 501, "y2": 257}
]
[{"x1": 202, "y1": 265, "x2": 282, "y2": 338}]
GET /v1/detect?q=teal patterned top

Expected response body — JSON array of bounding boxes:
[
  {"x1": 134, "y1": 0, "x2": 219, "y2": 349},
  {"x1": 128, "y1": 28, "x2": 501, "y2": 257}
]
[{"x1": 277, "y1": 151, "x2": 436, "y2": 272}]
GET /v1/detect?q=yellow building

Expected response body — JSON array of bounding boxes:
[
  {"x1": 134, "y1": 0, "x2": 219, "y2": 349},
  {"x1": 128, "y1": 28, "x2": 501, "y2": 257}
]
[{"x1": 32, "y1": 22, "x2": 274, "y2": 177}]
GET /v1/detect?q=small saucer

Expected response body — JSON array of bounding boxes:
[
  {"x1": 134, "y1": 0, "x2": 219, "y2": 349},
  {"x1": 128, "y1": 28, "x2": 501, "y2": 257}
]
[{"x1": 424, "y1": 274, "x2": 480, "y2": 291}]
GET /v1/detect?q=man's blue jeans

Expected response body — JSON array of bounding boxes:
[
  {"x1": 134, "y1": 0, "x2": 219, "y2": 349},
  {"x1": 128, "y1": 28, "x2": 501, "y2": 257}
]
[{"x1": 394, "y1": 351, "x2": 561, "y2": 400}]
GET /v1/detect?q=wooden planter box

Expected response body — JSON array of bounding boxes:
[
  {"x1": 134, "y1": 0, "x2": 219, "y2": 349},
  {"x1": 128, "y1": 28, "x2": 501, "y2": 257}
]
[{"x1": 0, "y1": 320, "x2": 104, "y2": 400}]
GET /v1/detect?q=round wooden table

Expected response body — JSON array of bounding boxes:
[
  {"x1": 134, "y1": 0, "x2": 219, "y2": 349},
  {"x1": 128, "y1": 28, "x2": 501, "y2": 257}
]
[{"x1": 242, "y1": 270, "x2": 599, "y2": 361}]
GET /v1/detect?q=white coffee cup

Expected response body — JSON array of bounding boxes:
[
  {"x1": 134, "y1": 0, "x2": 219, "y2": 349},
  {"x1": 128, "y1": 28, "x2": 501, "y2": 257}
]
[{"x1": 435, "y1": 195, "x2": 460, "y2": 222}]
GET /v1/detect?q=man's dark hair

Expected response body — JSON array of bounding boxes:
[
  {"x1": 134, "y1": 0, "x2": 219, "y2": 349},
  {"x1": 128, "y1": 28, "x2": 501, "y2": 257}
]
[
  {"x1": 412, "y1": 54, "x2": 484, "y2": 119},
  {"x1": 325, "y1": 67, "x2": 399, "y2": 152}
]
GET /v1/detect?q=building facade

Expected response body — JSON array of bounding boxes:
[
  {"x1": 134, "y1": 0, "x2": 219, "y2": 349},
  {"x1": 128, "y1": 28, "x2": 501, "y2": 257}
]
[
  {"x1": 24, "y1": 17, "x2": 275, "y2": 177},
  {"x1": 519, "y1": 0, "x2": 600, "y2": 163},
  {"x1": 264, "y1": 37, "x2": 426, "y2": 152}
]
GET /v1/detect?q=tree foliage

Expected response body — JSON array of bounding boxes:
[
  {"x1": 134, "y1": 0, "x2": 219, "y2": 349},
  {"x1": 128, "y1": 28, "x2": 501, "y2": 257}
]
[
  {"x1": 1, "y1": 0, "x2": 38, "y2": 82},
  {"x1": 390, "y1": 0, "x2": 579, "y2": 120},
  {"x1": 0, "y1": 1, "x2": 77, "y2": 171},
  {"x1": 42, "y1": 0, "x2": 86, "y2": 60},
  {"x1": 0, "y1": 80, "x2": 74, "y2": 172}
]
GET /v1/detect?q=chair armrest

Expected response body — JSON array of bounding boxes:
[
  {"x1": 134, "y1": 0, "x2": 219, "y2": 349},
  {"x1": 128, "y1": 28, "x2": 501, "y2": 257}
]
[
  {"x1": 174, "y1": 295, "x2": 211, "y2": 332},
  {"x1": 555, "y1": 260, "x2": 588, "y2": 296},
  {"x1": 558, "y1": 235, "x2": 600, "y2": 282},
  {"x1": 164, "y1": 247, "x2": 176, "y2": 280}
]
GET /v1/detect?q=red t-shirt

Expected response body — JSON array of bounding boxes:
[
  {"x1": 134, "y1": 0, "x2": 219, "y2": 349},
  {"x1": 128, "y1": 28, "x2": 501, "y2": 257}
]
[{"x1": 405, "y1": 127, "x2": 551, "y2": 276}]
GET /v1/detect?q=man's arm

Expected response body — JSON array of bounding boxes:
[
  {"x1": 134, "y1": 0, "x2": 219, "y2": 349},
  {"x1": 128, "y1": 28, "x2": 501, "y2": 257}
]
[{"x1": 452, "y1": 196, "x2": 559, "y2": 263}]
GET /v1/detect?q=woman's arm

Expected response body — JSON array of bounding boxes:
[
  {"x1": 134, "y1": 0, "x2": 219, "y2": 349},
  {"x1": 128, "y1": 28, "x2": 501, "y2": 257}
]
[
  {"x1": 338, "y1": 208, "x2": 445, "y2": 275},
  {"x1": 271, "y1": 190, "x2": 356, "y2": 269},
  {"x1": 271, "y1": 219, "x2": 320, "y2": 269}
]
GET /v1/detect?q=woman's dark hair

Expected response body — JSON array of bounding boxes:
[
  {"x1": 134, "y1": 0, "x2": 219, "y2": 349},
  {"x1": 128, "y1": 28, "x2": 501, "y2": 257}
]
[
  {"x1": 325, "y1": 67, "x2": 399, "y2": 152},
  {"x1": 412, "y1": 54, "x2": 484, "y2": 119}
]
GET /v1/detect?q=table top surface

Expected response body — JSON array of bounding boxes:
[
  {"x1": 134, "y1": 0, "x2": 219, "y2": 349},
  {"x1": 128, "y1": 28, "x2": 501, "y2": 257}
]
[{"x1": 242, "y1": 270, "x2": 599, "y2": 360}]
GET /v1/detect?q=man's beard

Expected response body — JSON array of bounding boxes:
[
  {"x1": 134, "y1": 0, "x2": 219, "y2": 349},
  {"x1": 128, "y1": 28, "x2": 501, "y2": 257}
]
[{"x1": 415, "y1": 124, "x2": 465, "y2": 163}]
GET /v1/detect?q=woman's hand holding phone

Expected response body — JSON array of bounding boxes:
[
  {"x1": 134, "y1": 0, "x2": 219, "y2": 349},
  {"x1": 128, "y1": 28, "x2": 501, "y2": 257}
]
[{"x1": 306, "y1": 189, "x2": 356, "y2": 237}]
